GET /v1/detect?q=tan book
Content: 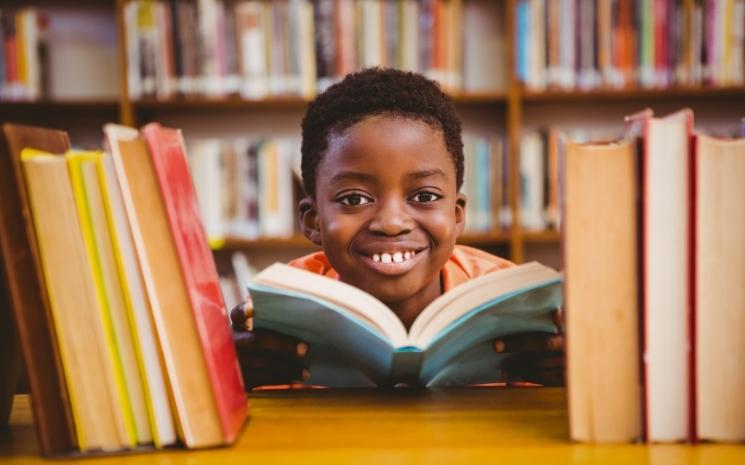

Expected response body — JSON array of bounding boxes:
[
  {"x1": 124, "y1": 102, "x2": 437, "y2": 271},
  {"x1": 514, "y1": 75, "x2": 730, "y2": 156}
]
[
  {"x1": 21, "y1": 149, "x2": 125, "y2": 452},
  {"x1": 564, "y1": 139, "x2": 641, "y2": 443},
  {"x1": 0, "y1": 124, "x2": 76, "y2": 454},
  {"x1": 104, "y1": 124, "x2": 225, "y2": 448},
  {"x1": 695, "y1": 134, "x2": 745, "y2": 442}
]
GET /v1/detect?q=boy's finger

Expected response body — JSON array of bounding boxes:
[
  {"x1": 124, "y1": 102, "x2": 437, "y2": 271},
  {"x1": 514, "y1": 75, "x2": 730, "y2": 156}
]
[
  {"x1": 502, "y1": 352, "x2": 565, "y2": 386},
  {"x1": 552, "y1": 308, "x2": 565, "y2": 330},
  {"x1": 234, "y1": 329, "x2": 309, "y2": 361},
  {"x1": 230, "y1": 302, "x2": 250, "y2": 330},
  {"x1": 494, "y1": 333, "x2": 564, "y2": 353},
  {"x1": 247, "y1": 330, "x2": 309, "y2": 358}
]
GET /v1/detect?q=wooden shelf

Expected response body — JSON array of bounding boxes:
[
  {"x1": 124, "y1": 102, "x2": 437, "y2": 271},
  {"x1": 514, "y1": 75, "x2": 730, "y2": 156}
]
[
  {"x1": 133, "y1": 96, "x2": 311, "y2": 111},
  {"x1": 520, "y1": 229, "x2": 561, "y2": 243},
  {"x1": 216, "y1": 235, "x2": 318, "y2": 250},
  {"x1": 0, "y1": 99, "x2": 119, "y2": 111},
  {"x1": 521, "y1": 85, "x2": 745, "y2": 102},
  {"x1": 213, "y1": 231, "x2": 512, "y2": 251},
  {"x1": 458, "y1": 231, "x2": 512, "y2": 245},
  {"x1": 132, "y1": 91, "x2": 506, "y2": 111}
]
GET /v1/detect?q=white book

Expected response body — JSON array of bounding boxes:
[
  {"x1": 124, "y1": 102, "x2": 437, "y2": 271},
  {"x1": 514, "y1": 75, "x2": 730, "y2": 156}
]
[
  {"x1": 236, "y1": 1, "x2": 269, "y2": 98},
  {"x1": 99, "y1": 148, "x2": 177, "y2": 447}
]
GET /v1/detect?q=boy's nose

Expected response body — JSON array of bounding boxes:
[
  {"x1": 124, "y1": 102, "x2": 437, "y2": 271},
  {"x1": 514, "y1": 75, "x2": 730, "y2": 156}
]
[{"x1": 368, "y1": 199, "x2": 414, "y2": 236}]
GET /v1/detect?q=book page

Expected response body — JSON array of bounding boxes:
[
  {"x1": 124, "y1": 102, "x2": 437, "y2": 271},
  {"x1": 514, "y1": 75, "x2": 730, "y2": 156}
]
[{"x1": 409, "y1": 261, "x2": 561, "y2": 347}]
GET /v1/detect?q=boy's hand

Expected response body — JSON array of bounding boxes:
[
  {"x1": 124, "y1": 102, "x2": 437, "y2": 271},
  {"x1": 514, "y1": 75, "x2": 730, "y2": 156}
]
[
  {"x1": 230, "y1": 300, "x2": 310, "y2": 389},
  {"x1": 493, "y1": 309, "x2": 565, "y2": 387}
]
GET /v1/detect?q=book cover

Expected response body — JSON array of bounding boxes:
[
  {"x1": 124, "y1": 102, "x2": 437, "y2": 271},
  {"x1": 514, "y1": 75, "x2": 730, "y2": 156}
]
[
  {"x1": 0, "y1": 124, "x2": 76, "y2": 454},
  {"x1": 695, "y1": 134, "x2": 745, "y2": 442},
  {"x1": 248, "y1": 261, "x2": 562, "y2": 387},
  {"x1": 564, "y1": 138, "x2": 642, "y2": 443},
  {"x1": 67, "y1": 151, "x2": 141, "y2": 448},
  {"x1": 106, "y1": 124, "x2": 227, "y2": 448},
  {"x1": 141, "y1": 123, "x2": 246, "y2": 443},
  {"x1": 22, "y1": 149, "x2": 125, "y2": 452},
  {"x1": 95, "y1": 150, "x2": 176, "y2": 447},
  {"x1": 627, "y1": 109, "x2": 693, "y2": 443}
]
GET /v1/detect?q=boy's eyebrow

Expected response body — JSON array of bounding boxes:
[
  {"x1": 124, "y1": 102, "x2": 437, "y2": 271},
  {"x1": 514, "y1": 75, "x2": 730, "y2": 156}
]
[
  {"x1": 407, "y1": 168, "x2": 449, "y2": 180},
  {"x1": 329, "y1": 168, "x2": 449, "y2": 184},
  {"x1": 329, "y1": 171, "x2": 377, "y2": 184}
]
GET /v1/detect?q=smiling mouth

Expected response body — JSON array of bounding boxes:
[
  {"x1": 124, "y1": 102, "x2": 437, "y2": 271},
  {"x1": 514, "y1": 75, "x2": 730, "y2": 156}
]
[
  {"x1": 371, "y1": 250, "x2": 417, "y2": 264},
  {"x1": 357, "y1": 247, "x2": 428, "y2": 275}
]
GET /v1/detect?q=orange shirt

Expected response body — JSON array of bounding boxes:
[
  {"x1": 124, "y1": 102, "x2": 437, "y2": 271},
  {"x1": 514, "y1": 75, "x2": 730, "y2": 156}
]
[{"x1": 288, "y1": 244, "x2": 514, "y2": 292}]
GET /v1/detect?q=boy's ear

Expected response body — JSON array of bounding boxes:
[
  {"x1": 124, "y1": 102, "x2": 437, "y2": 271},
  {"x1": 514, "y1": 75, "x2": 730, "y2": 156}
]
[
  {"x1": 299, "y1": 197, "x2": 322, "y2": 245},
  {"x1": 455, "y1": 192, "x2": 467, "y2": 234}
]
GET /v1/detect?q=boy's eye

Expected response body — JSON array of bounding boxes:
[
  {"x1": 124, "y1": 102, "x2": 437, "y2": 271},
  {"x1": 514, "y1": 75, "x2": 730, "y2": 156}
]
[
  {"x1": 410, "y1": 191, "x2": 442, "y2": 203},
  {"x1": 337, "y1": 193, "x2": 372, "y2": 206}
]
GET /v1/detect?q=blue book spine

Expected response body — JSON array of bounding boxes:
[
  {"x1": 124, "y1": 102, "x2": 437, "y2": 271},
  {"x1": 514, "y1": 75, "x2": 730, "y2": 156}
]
[{"x1": 516, "y1": 0, "x2": 530, "y2": 83}]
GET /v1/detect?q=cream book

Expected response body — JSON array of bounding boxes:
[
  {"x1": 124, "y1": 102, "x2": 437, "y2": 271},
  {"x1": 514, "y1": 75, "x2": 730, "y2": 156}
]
[{"x1": 248, "y1": 261, "x2": 562, "y2": 387}]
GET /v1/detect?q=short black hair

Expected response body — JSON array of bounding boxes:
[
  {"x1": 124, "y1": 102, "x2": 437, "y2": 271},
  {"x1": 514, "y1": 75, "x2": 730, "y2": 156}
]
[{"x1": 300, "y1": 68, "x2": 464, "y2": 197}]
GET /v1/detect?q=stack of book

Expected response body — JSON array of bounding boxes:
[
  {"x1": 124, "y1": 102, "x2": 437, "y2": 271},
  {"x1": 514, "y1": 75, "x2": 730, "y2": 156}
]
[
  {"x1": 124, "y1": 0, "x2": 474, "y2": 100},
  {"x1": 565, "y1": 110, "x2": 745, "y2": 443},
  {"x1": 516, "y1": 0, "x2": 745, "y2": 91},
  {"x1": 462, "y1": 133, "x2": 510, "y2": 232},
  {"x1": 186, "y1": 136, "x2": 301, "y2": 244},
  {"x1": 0, "y1": 123, "x2": 247, "y2": 456}
]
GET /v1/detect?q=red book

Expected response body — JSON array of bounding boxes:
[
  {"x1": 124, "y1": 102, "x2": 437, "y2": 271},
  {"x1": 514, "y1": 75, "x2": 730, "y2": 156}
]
[{"x1": 141, "y1": 123, "x2": 246, "y2": 443}]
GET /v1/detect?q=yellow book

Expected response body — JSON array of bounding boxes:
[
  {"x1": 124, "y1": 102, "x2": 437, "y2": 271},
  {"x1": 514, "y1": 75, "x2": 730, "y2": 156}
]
[
  {"x1": 94, "y1": 147, "x2": 177, "y2": 447},
  {"x1": 66, "y1": 150, "x2": 138, "y2": 448},
  {"x1": 20, "y1": 149, "x2": 124, "y2": 451}
]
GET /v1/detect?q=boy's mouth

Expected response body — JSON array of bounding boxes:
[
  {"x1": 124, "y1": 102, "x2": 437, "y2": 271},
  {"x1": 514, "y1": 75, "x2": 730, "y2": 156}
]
[{"x1": 356, "y1": 247, "x2": 427, "y2": 275}]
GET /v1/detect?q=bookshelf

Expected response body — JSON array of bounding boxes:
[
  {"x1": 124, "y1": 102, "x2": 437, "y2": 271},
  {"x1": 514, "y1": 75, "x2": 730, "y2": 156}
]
[{"x1": 1, "y1": 0, "x2": 744, "y2": 265}]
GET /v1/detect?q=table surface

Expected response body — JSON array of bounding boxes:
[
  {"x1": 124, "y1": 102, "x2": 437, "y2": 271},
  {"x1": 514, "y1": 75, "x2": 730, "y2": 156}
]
[{"x1": 1, "y1": 388, "x2": 743, "y2": 464}]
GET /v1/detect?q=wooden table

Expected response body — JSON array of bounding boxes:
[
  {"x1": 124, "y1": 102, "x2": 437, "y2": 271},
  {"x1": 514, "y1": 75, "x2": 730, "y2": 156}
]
[{"x1": 1, "y1": 388, "x2": 743, "y2": 464}]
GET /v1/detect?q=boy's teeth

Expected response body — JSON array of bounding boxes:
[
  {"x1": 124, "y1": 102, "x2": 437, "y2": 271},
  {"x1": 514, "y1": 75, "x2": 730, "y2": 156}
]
[{"x1": 370, "y1": 250, "x2": 418, "y2": 264}]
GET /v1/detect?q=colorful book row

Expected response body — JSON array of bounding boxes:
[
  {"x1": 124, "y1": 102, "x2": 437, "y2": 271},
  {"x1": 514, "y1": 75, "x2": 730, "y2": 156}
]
[
  {"x1": 0, "y1": 123, "x2": 246, "y2": 456},
  {"x1": 516, "y1": 0, "x2": 745, "y2": 91}
]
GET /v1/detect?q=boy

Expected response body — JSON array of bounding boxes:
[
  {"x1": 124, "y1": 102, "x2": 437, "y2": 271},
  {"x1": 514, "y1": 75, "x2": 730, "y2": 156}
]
[{"x1": 232, "y1": 68, "x2": 563, "y2": 388}]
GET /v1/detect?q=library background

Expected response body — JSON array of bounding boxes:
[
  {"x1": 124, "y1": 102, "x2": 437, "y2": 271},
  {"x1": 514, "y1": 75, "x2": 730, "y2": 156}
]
[
  {"x1": 1, "y1": 0, "x2": 743, "y2": 303},
  {"x1": 0, "y1": 0, "x2": 745, "y2": 461}
]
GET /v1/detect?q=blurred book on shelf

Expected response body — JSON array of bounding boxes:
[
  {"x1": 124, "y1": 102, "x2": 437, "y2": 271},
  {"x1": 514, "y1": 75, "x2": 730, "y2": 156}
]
[
  {"x1": 515, "y1": 0, "x2": 745, "y2": 91},
  {"x1": 519, "y1": 127, "x2": 622, "y2": 233},
  {"x1": 0, "y1": 8, "x2": 119, "y2": 102},
  {"x1": 124, "y1": 0, "x2": 505, "y2": 100},
  {"x1": 186, "y1": 136, "x2": 302, "y2": 244},
  {"x1": 462, "y1": 133, "x2": 510, "y2": 232}
]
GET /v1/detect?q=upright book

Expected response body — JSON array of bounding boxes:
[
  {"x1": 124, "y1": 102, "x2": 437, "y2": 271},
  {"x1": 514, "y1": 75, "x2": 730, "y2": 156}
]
[
  {"x1": 627, "y1": 108, "x2": 694, "y2": 442},
  {"x1": 107, "y1": 123, "x2": 246, "y2": 448},
  {"x1": 694, "y1": 133, "x2": 745, "y2": 442},
  {"x1": 21, "y1": 148, "x2": 129, "y2": 451},
  {"x1": 248, "y1": 261, "x2": 562, "y2": 387},
  {"x1": 564, "y1": 137, "x2": 642, "y2": 443},
  {"x1": 0, "y1": 124, "x2": 76, "y2": 455}
]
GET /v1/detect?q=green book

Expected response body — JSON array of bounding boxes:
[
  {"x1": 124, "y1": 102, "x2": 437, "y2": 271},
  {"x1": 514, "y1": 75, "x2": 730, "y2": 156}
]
[{"x1": 248, "y1": 261, "x2": 563, "y2": 387}]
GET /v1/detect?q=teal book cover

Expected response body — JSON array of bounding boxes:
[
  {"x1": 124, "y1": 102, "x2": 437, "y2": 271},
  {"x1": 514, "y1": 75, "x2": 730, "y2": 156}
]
[{"x1": 248, "y1": 261, "x2": 563, "y2": 387}]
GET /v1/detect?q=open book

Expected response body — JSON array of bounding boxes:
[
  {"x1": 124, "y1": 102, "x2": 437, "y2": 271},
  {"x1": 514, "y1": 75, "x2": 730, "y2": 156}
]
[{"x1": 248, "y1": 261, "x2": 563, "y2": 387}]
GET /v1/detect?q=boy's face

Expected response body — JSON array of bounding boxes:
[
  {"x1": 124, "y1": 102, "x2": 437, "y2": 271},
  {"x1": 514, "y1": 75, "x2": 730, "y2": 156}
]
[{"x1": 301, "y1": 115, "x2": 466, "y2": 308}]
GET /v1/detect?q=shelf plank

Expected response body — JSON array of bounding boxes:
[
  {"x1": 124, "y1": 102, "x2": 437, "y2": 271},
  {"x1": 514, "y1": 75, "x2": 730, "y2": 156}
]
[
  {"x1": 521, "y1": 85, "x2": 745, "y2": 102},
  {"x1": 0, "y1": 100, "x2": 120, "y2": 111},
  {"x1": 132, "y1": 92, "x2": 506, "y2": 111},
  {"x1": 216, "y1": 231, "x2": 512, "y2": 251},
  {"x1": 520, "y1": 230, "x2": 561, "y2": 243}
]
